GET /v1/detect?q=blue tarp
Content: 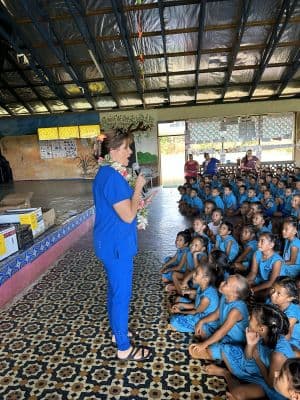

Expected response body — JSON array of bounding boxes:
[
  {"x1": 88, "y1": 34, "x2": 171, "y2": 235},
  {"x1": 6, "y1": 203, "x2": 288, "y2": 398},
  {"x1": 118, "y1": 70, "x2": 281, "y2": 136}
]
[{"x1": 0, "y1": 112, "x2": 100, "y2": 136}]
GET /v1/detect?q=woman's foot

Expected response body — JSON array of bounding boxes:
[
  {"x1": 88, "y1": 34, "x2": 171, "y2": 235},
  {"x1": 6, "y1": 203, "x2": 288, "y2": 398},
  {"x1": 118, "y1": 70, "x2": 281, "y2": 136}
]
[{"x1": 117, "y1": 346, "x2": 152, "y2": 361}]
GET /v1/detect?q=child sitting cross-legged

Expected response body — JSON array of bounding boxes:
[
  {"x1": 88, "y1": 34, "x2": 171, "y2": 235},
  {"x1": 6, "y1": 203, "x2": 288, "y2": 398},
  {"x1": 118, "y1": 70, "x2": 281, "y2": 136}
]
[
  {"x1": 189, "y1": 274, "x2": 250, "y2": 361},
  {"x1": 215, "y1": 221, "x2": 240, "y2": 263},
  {"x1": 169, "y1": 263, "x2": 219, "y2": 333}
]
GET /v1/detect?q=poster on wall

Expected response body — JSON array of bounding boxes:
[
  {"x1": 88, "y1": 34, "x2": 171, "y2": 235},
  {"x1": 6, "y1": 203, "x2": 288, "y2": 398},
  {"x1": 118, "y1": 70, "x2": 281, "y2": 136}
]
[{"x1": 39, "y1": 140, "x2": 77, "y2": 159}]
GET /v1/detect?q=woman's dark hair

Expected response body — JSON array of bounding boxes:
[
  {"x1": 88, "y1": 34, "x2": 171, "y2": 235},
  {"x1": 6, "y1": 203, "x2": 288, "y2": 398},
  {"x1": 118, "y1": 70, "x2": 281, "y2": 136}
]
[
  {"x1": 177, "y1": 229, "x2": 191, "y2": 245},
  {"x1": 273, "y1": 276, "x2": 299, "y2": 304},
  {"x1": 280, "y1": 358, "x2": 300, "y2": 392},
  {"x1": 100, "y1": 128, "x2": 132, "y2": 157},
  {"x1": 221, "y1": 221, "x2": 233, "y2": 233},
  {"x1": 251, "y1": 303, "x2": 290, "y2": 348}
]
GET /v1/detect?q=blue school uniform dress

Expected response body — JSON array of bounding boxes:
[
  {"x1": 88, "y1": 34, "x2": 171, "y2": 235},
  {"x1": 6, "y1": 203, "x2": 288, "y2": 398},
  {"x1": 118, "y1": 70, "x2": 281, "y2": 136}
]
[
  {"x1": 237, "y1": 193, "x2": 248, "y2": 208},
  {"x1": 202, "y1": 294, "x2": 249, "y2": 360},
  {"x1": 242, "y1": 239, "x2": 258, "y2": 270},
  {"x1": 93, "y1": 165, "x2": 137, "y2": 351},
  {"x1": 280, "y1": 237, "x2": 300, "y2": 277},
  {"x1": 281, "y1": 194, "x2": 293, "y2": 216},
  {"x1": 247, "y1": 195, "x2": 260, "y2": 203},
  {"x1": 222, "y1": 335, "x2": 295, "y2": 400},
  {"x1": 253, "y1": 250, "x2": 283, "y2": 284},
  {"x1": 162, "y1": 247, "x2": 189, "y2": 281},
  {"x1": 211, "y1": 195, "x2": 224, "y2": 211},
  {"x1": 223, "y1": 193, "x2": 237, "y2": 211},
  {"x1": 283, "y1": 302, "x2": 300, "y2": 350},
  {"x1": 215, "y1": 234, "x2": 239, "y2": 262},
  {"x1": 170, "y1": 285, "x2": 219, "y2": 333}
]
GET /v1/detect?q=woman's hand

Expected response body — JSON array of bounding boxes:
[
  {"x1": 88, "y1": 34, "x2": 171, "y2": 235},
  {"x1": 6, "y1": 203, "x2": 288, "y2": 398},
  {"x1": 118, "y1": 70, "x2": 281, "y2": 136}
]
[{"x1": 135, "y1": 174, "x2": 146, "y2": 192}]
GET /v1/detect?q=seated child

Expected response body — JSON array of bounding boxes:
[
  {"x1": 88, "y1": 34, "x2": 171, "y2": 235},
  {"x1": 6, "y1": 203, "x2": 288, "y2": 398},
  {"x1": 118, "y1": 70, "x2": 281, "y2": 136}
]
[
  {"x1": 211, "y1": 187, "x2": 225, "y2": 211},
  {"x1": 188, "y1": 274, "x2": 249, "y2": 361},
  {"x1": 262, "y1": 189, "x2": 277, "y2": 217},
  {"x1": 252, "y1": 211, "x2": 272, "y2": 238},
  {"x1": 161, "y1": 230, "x2": 191, "y2": 283},
  {"x1": 188, "y1": 188, "x2": 204, "y2": 215},
  {"x1": 291, "y1": 194, "x2": 300, "y2": 226},
  {"x1": 237, "y1": 185, "x2": 248, "y2": 208},
  {"x1": 208, "y1": 208, "x2": 223, "y2": 239},
  {"x1": 223, "y1": 184, "x2": 237, "y2": 216},
  {"x1": 192, "y1": 216, "x2": 212, "y2": 252},
  {"x1": 201, "y1": 304, "x2": 294, "y2": 400},
  {"x1": 247, "y1": 188, "x2": 260, "y2": 203},
  {"x1": 169, "y1": 263, "x2": 219, "y2": 333},
  {"x1": 280, "y1": 218, "x2": 300, "y2": 278},
  {"x1": 233, "y1": 224, "x2": 258, "y2": 274},
  {"x1": 274, "y1": 358, "x2": 300, "y2": 399},
  {"x1": 247, "y1": 232, "x2": 283, "y2": 300},
  {"x1": 202, "y1": 200, "x2": 215, "y2": 224},
  {"x1": 172, "y1": 235, "x2": 208, "y2": 294},
  {"x1": 215, "y1": 221, "x2": 239, "y2": 263},
  {"x1": 270, "y1": 276, "x2": 300, "y2": 353}
]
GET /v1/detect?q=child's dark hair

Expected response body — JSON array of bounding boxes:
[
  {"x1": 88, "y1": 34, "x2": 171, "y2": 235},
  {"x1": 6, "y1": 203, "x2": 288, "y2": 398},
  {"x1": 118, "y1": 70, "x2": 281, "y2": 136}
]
[
  {"x1": 209, "y1": 249, "x2": 227, "y2": 287},
  {"x1": 224, "y1": 184, "x2": 233, "y2": 191},
  {"x1": 234, "y1": 274, "x2": 250, "y2": 300},
  {"x1": 283, "y1": 217, "x2": 298, "y2": 229},
  {"x1": 280, "y1": 358, "x2": 300, "y2": 392},
  {"x1": 241, "y1": 224, "x2": 256, "y2": 236},
  {"x1": 193, "y1": 234, "x2": 208, "y2": 249},
  {"x1": 196, "y1": 263, "x2": 215, "y2": 286},
  {"x1": 221, "y1": 221, "x2": 233, "y2": 233},
  {"x1": 258, "y1": 231, "x2": 275, "y2": 243},
  {"x1": 177, "y1": 229, "x2": 191, "y2": 245},
  {"x1": 193, "y1": 215, "x2": 206, "y2": 225},
  {"x1": 251, "y1": 303, "x2": 290, "y2": 348},
  {"x1": 273, "y1": 276, "x2": 299, "y2": 304},
  {"x1": 213, "y1": 207, "x2": 223, "y2": 216}
]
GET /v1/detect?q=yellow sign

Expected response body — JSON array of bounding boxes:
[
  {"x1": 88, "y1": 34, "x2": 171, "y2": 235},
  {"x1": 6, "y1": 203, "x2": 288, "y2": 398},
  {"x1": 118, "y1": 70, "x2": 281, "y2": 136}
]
[
  {"x1": 19, "y1": 213, "x2": 38, "y2": 230},
  {"x1": 79, "y1": 125, "x2": 100, "y2": 138},
  {"x1": 0, "y1": 234, "x2": 6, "y2": 256},
  {"x1": 58, "y1": 126, "x2": 80, "y2": 139},
  {"x1": 38, "y1": 127, "x2": 59, "y2": 140}
]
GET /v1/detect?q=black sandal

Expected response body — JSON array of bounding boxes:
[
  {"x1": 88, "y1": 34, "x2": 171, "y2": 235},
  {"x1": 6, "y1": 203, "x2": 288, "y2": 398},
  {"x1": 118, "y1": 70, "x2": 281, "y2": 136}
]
[{"x1": 118, "y1": 346, "x2": 152, "y2": 361}]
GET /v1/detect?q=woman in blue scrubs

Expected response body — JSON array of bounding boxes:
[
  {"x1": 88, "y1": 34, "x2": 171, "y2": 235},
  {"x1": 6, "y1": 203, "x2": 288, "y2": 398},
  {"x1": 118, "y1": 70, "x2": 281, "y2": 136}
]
[{"x1": 93, "y1": 129, "x2": 151, "y2": 361}]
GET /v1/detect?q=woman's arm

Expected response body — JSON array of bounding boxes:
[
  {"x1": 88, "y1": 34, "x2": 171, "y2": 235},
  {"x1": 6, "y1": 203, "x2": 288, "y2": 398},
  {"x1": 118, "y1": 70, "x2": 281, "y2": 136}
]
[
  {"x1": 284, "y1": 246, "x2": 299, "y2": 265},
  {"x1": 252, "y1": 260, "x2": 282, "y2": 293},
  {"x1": 113, "y1": 174, "x2": 146, "y2": 223}
]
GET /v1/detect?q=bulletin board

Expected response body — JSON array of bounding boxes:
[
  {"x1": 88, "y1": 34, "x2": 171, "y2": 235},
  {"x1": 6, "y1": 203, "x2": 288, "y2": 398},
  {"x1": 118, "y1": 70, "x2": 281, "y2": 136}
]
[{"x1": 39, "y1": 140, "x2": 77, "y2": 159}]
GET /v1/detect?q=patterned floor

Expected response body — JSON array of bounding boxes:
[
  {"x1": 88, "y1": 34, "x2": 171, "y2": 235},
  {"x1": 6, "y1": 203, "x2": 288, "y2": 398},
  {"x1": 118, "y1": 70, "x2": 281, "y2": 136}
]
[{"x1": 0, "y1": 247, "x2": 226, "y2": 400}]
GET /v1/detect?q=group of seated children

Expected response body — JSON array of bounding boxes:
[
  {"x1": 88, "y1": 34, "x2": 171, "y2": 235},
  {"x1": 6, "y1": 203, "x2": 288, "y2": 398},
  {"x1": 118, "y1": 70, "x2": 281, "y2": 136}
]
[{"x1": 161, "y1": 169, "x2": 300, "y2": 400}]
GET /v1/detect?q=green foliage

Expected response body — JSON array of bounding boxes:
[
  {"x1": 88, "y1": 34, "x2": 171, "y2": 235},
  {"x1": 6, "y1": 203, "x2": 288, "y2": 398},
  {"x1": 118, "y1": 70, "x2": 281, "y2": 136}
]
[{"x1": 137, "y1": 151, "x2": 158, "y2": 165}]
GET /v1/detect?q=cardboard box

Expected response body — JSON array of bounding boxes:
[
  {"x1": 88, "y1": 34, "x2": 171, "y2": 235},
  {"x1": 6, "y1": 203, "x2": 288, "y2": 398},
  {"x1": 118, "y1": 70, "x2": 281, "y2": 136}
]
[
  {"x1": 0, "y1": 225, "x2": 19, "y2": 262},
  {"x1": 42, "y1": 208, "x2": 56, "y2": 230},
  {"x1": 0, "y1": 208, "x2": 45, "y2": 238}
]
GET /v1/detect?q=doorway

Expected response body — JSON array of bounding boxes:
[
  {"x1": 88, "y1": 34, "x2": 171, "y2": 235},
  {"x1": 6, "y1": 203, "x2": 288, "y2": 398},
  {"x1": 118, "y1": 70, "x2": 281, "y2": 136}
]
[{"x1": 158, "y1": 121, "x2": 186, "y2": 187}]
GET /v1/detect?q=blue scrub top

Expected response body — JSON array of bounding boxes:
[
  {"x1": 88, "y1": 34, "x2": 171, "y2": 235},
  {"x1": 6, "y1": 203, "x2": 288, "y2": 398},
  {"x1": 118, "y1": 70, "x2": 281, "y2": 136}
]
[{"x1": 93, "y1": 165, "x2": 137, "y2": 260}]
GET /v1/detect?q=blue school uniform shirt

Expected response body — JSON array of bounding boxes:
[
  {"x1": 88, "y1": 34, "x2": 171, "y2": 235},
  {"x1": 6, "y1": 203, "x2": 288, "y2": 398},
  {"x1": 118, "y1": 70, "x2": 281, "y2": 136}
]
[
  {"x1": 223, "y1": 192, "x2": 237, "y2": 210},
  {"x1": 254, "y1": 250, "x2": 283, "y2": 283},
  {"x1": 191, "y1": 196, "x2": 204, "y2": 212},
  {"x1": 215, "y1": 234, "x2": 239, "y2": 262},
  {"x1": 282, "y1": 194, "x2": 293, "y2": 216},
  {"x1": 263, "y1": 197, "x2": 277, "y2": 217},
  {"x1": 93, "y1": 165, "x2": 137, "y2": 261},
  {"x1": 211, "y1": 195, "x2": 224, "y2": 210},
  {"x1": 280, "y1": 237, "x2": 300, "y2": 277},
  {"x1": 237, "y1": 192, "x2": 248, "y2": 207},
  {"x1": 247, "y1": 195, "x2": 260, "y2": 203},
  {"x1": 182, "y1": 193, "x2": 189, "y2": 203}
]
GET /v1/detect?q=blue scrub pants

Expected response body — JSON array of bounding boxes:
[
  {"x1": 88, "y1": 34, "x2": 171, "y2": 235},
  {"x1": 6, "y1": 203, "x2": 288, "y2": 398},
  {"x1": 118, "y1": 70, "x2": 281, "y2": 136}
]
[{"x1": 102, "y1": 256, "x2": 133, "y2": 351}]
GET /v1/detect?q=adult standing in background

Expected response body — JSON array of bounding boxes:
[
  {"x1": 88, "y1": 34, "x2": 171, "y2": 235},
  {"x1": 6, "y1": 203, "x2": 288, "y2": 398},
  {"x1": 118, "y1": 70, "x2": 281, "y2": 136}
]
[
  {"x1": 93, "y1": 128, "x2": 151, "y2": 361},
  {"x1": 184, "y1": 153, "x2": 199, "y2": 180},
  {"x1": 203, "y1": 153, "x2": 220, "y2": 176},
  {"x1": 240, "y1": 149, "x2": 260, "y2": 173}
]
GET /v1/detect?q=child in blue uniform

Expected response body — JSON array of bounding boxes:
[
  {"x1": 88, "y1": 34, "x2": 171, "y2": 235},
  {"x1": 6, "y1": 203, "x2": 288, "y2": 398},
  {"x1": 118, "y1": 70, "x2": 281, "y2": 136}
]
[
  {"x1": 237, "y1": 185, "x2": 248, "y2": 208},
  {"x1": 273, "y1": 358, "x2": 300, "y2": 399},
  {"x1": 247, "y1": 232, "x2": 283, "y2": 300},
  {"x1": 201, "y1": 304, "x2": 294, "y2": 400},
  {"x1": 202, "y1": 200, "x2": 215, "y2": 224},
  {"x1": 233, "y1": 224, "x2": 257, "y2": 274},
  {"x1": 189, "y1": 188, "x2": 204, "y2": 215},
  {"x1": 280, "y1": 218, "x2": 300, "y2": 277},
  {"x1": 223, "y1": 184, "x2": 237, "y2": 216},
  {"x1": 161, "y1": 230, "x2": 191, "y2": 283},
  {"x1": 270, "y1": 276, "x2": 300, "y2": 352},
  {"x1": 252, "y1": 211, "x2": 272, "y2": 238},
  {"x1": 247, "y1": 188, "x2": 260, "y2": 203},
  {"x1": 211, "y1": 187, "x2": 225, "y2": 211},
  {"x1": 215, "y1": 221, "x2": 239, "y2": 263},
  {"x1": 262, "y1": 189, "x2": 277, "y2": 217},
  {"x1": 192, "y1": 216, "x2": 212, "y2": 253},
  {"x1": 189, "y1": 274, "x2": 249, "y2": 361},
  {"x1": 169, "y1": 263, "x2": 219, "y2": 333}
]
